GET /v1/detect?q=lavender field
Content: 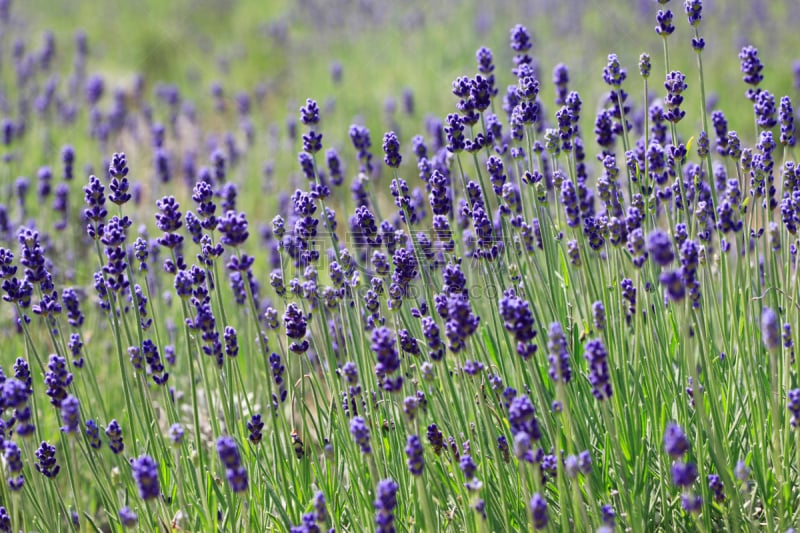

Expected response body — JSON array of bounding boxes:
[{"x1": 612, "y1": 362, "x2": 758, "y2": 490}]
[{"x1": 2, "y1": 0, "x2": 800, "y2": 531}]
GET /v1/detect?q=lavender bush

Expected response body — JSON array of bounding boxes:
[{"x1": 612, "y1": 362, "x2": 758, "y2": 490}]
[{"x1": 0, "y1": 0, "x2": 800, "y2": 531}]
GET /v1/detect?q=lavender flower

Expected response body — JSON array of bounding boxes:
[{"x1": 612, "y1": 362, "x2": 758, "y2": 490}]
[
  {"x1": 312, "y1": 490, "x2": 328, "y2": 525},
  {"x1": 217, "y1": 210, "x2": 249, "y2": 248},
  {"x1": 671, "y1": 461, "x2": 698, "y2": 487},
  {"x1": 84, "y1": 420, "x2": 101, "y2": 449},
  {"x1": 326, "y1": 148, "x2": 343, "y2": 186},
  {"x1": 37, "y1": 166, "x2": 52, "y2": 200},
  {"x1": 62, "y1": 145, "x2": 75, "y2": 180},
  {"x1": 547, "y1": 322, "x2": 572, "y2": 383},
  {"x1": 291, "y1": 513, "x2": 320, "y2": 533},
  {"x1": 106, "y1": 419, "x2": 124, "y2": 454},
  {"x1": 372, "y1": 326, "x2": 402, "y2": 392},
  {"x1": 755, "y1": 90, "x2": 777, "y2": 129},
  {"x1": 561, "y1": 179, "x2": 579, "y2": 227},
  {"x1": 284, "y1": 303, "x2": 309, "y2": 354},
  {"x1": 269, "y1": 353, "x2": 287, "y2": 409},
  {"x1": 647, "y1": 230, "x2": 675, "y2": 266},
  {"x1": 508, "y1": 394, "x2": 541, "y2": 441},
  {"x1": 780, "y1": 96, "x2": 796, "y2": 147},
  {"x1": 60, "y1": 395, "x2": 80, "y2": 434},
  {"x1": 398, "y1": 329, "x2": 420, "y2": 356},
  {"x1": 680, "y1": 239, "x2": 701, "y2": 308},
  {"x1": 4, "y1": 441, "x2": 23, "y2": 491},
  {"x1": 681, "y1": 493, "x2": 703, "y2": 513},
  {"x1": 499, "y1": 289, "x2": 537, "y2": 360},
  {"x1": 45, "y1": 354, "x2": 73, "y2": 407},
  {"x1": 248, "y1": 414, "x2": 264, "y2": 444},
  {"x1": 684, "y1": 0, "x2": 702, "y2": 26},
  {"x1": 444, "y1": 293, "x2": 480, "y2": 353},
  {"x1": 655, "y1": 8, "x2": 675, "y2": 36},
  {"x1": 130, "y1": 455, "x2": 160, "y2": 500},
  {"x1": 192, "y1": 181, "x2": 218, "y2": 230},
  {"x1": 14, "y1": 358, "x2": 32, "y2": 394},
  {"x1": 529, "y1": 493, "x2": 548, "y2": 529},
  {"x1": 592, "y1": 301, "x2": 606, "y2": 331},
  {"x1": 627, "y1": 228, "x2": 647, "y2": 268},
  {"x1": 476, "y1": 46, "x2": 494, "y2": 77},
  {"x1": 510, "y1": 24, "x2": 532, "y2": 54},
  {"x1": 444, "y1": 113, "x2": 466, "y2": 153},
  {"x1": 585, "y1": 338, "x2": 612, "y2": 400},
  {"x1": 789, "y1": 389, "x2": 800, "y2": 427},
  {"x1": 427, "y1": 424, "x2": 444, "y2": 455},
  {"x1": 603, "y1": 54, "x2": 627, "y2": 88},
  {"x1": 660, "y1": 270, "x2": 685, "y2": 302},
  {"x1": 784, "y1": 324, "x2": 795, "y2": 363},
  {"x1": 108, "y1": 153, "x2": 131, "y2": 205},
  {"x1": 374, "y1": 479, "x2": 399, "y2": 533},
  {"x1": 422, "y1": 316, "x2": 444, "y2": 362},
  {"x1": 664, "y1": 422, "x2": 690, "y2": 457},
  {"x1": 119, "y1": 507, "x2": 138, "y2": 528},
  {"x1": 302, "y1": 126, "x2": 323, "y2": 154},
  {"x1": 664, "y1": 71, "x2": 687, "y2": 123},
  {"x1": 34, "y1": 441, "x2": 59, "y2": 478},
  {"x1": 0, "y1": 507, "x2": 9, "y2": 532},
  {"x1": 739, "y1": 46, "x2": 764, "y2": 99},
  {"x1": 350, "y1": 416, "x2": 371, "y2": 454},
  {"x1": 460, "y1": 454, "x2": 481, "y2": 490},
  {"x1": 224, "y1": 326, "x2": 239, "y2": 358},
  {"x1": 383, "y1": 131, "x2": 402, "y2": 168},
  {"x1": 733, "y1": 461, "x2": 750, "y2": 483},
  {"x1": 762, "y1": 307, "x2": 780, "y2": 351},
  {"x1": 567, "y1": 239, "x2": 581, "y2": 267},
  {"x1": 300, "y1": 98, "x2": 320, "y2": 125},
  {"x1": 155, "y1": 196, "x2": 183, "y2": 249},
  {"x1": 553, "y1": 63, "x2": 569, "y2": 105},
  {"x1": 18, "y1": 228, "x2": 54, "y2": 293},
  {"x1": 4, "y1": 377, "x2": 33, "y2": 437},
  {"x1": 392, "y1": 247, "x2": 418, "y2": 293},
  {"x1": 217, "y1": 436, "x2": 248, "y2": 493},
  {"x1": 711, "y1": 111, "x2": 728, "y2": 155},
  {"x1": 168, "y1": 423, "x2": 184, "y2": 447},
  {"x1": 350, "y1": 124, "x2": 374, "y2": 173},
  {"x1": 405, "y1": 435, "x2": 424, "y2": 476},
  {"x1": 727, "y1": 131, "x2": 742, "y2": 160},
  {"x1": 708, "y1": 473, "x2": 725, "y2": 502},
  {"x1": 143, "y1": 339, "x2": 168, "y2": 385}
]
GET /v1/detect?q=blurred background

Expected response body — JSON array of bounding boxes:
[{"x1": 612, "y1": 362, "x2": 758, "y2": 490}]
[
  {"x1": 18, "y1": 0, "x2": 800, "y2": 130},
  {"x1": 6, "y1": 0, "x2": 800, "y2": 229}
]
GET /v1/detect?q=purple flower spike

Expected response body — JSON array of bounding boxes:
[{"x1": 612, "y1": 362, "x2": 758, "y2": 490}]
[{"x1": 130, "y1": 455, "x2": 160, "y2": 500}]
